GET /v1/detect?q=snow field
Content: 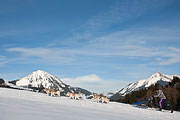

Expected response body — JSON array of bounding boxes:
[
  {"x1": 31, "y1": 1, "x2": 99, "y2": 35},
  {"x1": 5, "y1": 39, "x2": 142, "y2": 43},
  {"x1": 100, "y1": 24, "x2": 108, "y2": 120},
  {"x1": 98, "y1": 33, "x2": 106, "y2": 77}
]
[{"x1": 0, "y1": 88, "x2": 179, "y2": 120}]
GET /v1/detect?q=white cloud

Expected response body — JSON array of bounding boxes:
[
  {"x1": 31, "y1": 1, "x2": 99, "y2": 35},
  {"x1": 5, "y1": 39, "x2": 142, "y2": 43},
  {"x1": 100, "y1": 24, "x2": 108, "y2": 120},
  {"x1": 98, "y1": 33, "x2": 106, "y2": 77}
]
[
  {"x1": 169, "y1": 47, "x2": 180, "y2": 53},
  {"x1": 61, "y1": 74, "x2": 129, "y2": 93},
  {"x1": 159, "y1": 58, "x2": 180, "y2": 66},
  {"x1": 90, "y1": 27, "x2": 180, "y2": 47},
  {"x1": 6, "y1": 41, "x2": 180, "y2": 66},
  {"x1": 0, "y1": 55, "x2": 6, "y2": 60},
  {"x1": 8, "y1": 48, "x2": 61, "y2": 60},
  {"x1": 158, "y1": 47, "x2": 180, "y2": 65},
  {"x1": 7, "y1": 47, "x2": 75, "y2": 64},
  {"x1": 62, "y1": 74, "x2": 101, "y2": 85},
  {"x1": 84, "y1": 27, "x2": 180, "y2": 65}
]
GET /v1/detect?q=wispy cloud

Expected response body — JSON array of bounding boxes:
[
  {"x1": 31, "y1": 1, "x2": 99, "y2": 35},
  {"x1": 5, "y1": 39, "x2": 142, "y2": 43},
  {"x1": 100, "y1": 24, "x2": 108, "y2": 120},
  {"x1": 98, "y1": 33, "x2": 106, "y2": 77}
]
[
  {"x1": 49, "y1": 0, "x2": 173, "y2": 47},
  {"x1": 6, "y1": 33, "x2": 180, "y2": 66},
  {"x1": 84, "y1": 26, "x2": 180, "y2": 65},
  {"x1": 7, "y1": 47, "x2": 75, "y2": 64},
  {"x1": 169, "y1": 47, "x2": 180, "y2": 53},
  {"x1": 4, "y1": 0, "x2": 180, "y2": 66},
  {"x1": 158, "y1": 47, "x2": 180, "y2": 65},
  {"x1": 0, "y1": 54, "x2": 27, "y2": 67},
  {"x1": 40, "y1": 0, "x2": 180, "y2": 66},
  {"x1": 0, "y1": 55, "x2": 6, "y2": 60},
  {"x1": 0, "y1": 55, "x2": 7, "y2": 66},
  {"x1": 91, "y1": 27, "x2": 180, "y2": 44},
  {"x1": 80, "y1": 0, "x2": 172, "y2": 32}
]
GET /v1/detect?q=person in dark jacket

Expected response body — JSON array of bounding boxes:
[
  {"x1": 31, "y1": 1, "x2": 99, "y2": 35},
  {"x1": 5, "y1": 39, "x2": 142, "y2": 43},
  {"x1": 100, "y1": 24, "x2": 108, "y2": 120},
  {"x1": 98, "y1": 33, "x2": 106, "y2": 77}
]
[{"x1": 154, "y1": 88, "x2": 173, "y2": 113}]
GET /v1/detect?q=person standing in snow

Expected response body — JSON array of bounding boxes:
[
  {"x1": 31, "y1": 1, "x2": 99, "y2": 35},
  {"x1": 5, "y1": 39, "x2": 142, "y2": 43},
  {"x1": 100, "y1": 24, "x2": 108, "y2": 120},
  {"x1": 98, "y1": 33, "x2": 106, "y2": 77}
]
[{"x1": 154, "y1": 88, "x2": 173, "y2": 113}]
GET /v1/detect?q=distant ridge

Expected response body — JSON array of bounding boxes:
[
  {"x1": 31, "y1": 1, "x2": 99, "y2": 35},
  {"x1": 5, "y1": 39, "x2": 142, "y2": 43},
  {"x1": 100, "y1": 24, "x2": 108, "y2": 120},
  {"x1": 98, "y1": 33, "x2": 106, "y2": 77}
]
[{"x1": 110, "y1": 72, "x2": 180, "y2": 101}]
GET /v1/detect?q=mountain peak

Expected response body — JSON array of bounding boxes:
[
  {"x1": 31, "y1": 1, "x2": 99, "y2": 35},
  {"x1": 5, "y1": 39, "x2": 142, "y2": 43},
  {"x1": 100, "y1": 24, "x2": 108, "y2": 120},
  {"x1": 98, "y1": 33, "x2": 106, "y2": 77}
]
[
  {"x1": 32, "y1": 70, "x2": 48, "y2": 74},
  {"x1": 16, "y1": 70, "x2": 65, "y2": 89},
  {"x1": 118, "y1": 72, "x2": 174, "y2": 96},
  {"x1": 149, "y1": 72, "x2": 173, "y2": 82},
  {"x1": 156, "y1": 72, "x2": 162, "y2": 75},
  {"x1": 151, "y1": 72, "x2": 163, "y2": 77},
  {"x1": 35, "y1": 70, "x2": 46, "y2": 73}
]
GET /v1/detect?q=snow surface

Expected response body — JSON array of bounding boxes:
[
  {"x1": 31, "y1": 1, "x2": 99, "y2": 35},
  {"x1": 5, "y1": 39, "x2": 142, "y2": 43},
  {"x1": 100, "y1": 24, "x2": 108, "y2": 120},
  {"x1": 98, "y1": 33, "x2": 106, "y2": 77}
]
[
  {"x1": 5, "y1": 81, "x2": 33, "y2": 91},
  {"x1": 0, "y1": 88, "x2": 179, "y2": 120}
]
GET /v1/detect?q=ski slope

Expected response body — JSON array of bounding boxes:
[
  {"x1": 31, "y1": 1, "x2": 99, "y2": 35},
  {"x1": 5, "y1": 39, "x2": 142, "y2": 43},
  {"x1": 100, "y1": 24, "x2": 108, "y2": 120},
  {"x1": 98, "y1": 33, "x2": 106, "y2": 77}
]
[{"x1": 0, "y1": 88, "x2": 179, "y2": 120}]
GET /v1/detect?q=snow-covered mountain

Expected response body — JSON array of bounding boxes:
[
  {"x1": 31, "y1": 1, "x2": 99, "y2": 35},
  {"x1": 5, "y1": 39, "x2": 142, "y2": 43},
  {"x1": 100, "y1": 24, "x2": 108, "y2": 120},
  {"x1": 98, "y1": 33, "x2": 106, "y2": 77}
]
[
  {"x1": 110, "y1": 72, "x2": 180, "y2": 101},
  {"x1": 11, "y1": 70, "x2": 92, "y2": 96},
  {"x1": 16, "y1": 70, "x2": 66, "y2": 89}
]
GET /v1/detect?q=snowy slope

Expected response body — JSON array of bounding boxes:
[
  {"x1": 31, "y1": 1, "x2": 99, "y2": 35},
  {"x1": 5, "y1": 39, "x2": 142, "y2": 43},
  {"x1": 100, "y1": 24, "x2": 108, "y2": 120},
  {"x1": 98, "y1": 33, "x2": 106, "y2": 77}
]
[
  {"x1": 5, "y1": 81, "x2": 33, "y2": 91},
  {"x1": 0, "y1": 88, "x2": 179, "y2": 120},
  {"x1": 111, "y1": 72, "x2": 180, "y2": 100}
]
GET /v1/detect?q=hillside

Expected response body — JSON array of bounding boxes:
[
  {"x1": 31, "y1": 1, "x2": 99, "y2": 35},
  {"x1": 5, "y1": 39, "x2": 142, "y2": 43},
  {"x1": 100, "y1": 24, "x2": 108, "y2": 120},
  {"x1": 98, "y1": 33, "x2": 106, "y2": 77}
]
[{"x1": 1, "y1": 88, "x2": 180, "y2": 120}]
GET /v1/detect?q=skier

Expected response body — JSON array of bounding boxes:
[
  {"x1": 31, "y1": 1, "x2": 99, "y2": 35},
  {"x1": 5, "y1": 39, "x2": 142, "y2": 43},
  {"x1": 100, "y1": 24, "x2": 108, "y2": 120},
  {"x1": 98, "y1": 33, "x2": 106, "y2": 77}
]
[{"x1": 154, "y1": 88, "x2": 173, "y2": 113}]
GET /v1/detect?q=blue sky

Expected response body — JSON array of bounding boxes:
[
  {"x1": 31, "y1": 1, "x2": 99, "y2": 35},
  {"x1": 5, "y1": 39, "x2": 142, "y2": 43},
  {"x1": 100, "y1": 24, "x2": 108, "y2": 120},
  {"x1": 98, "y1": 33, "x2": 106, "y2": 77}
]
[{"x1": 0, "y1": 0, "x2": 180, "y2": 93}]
